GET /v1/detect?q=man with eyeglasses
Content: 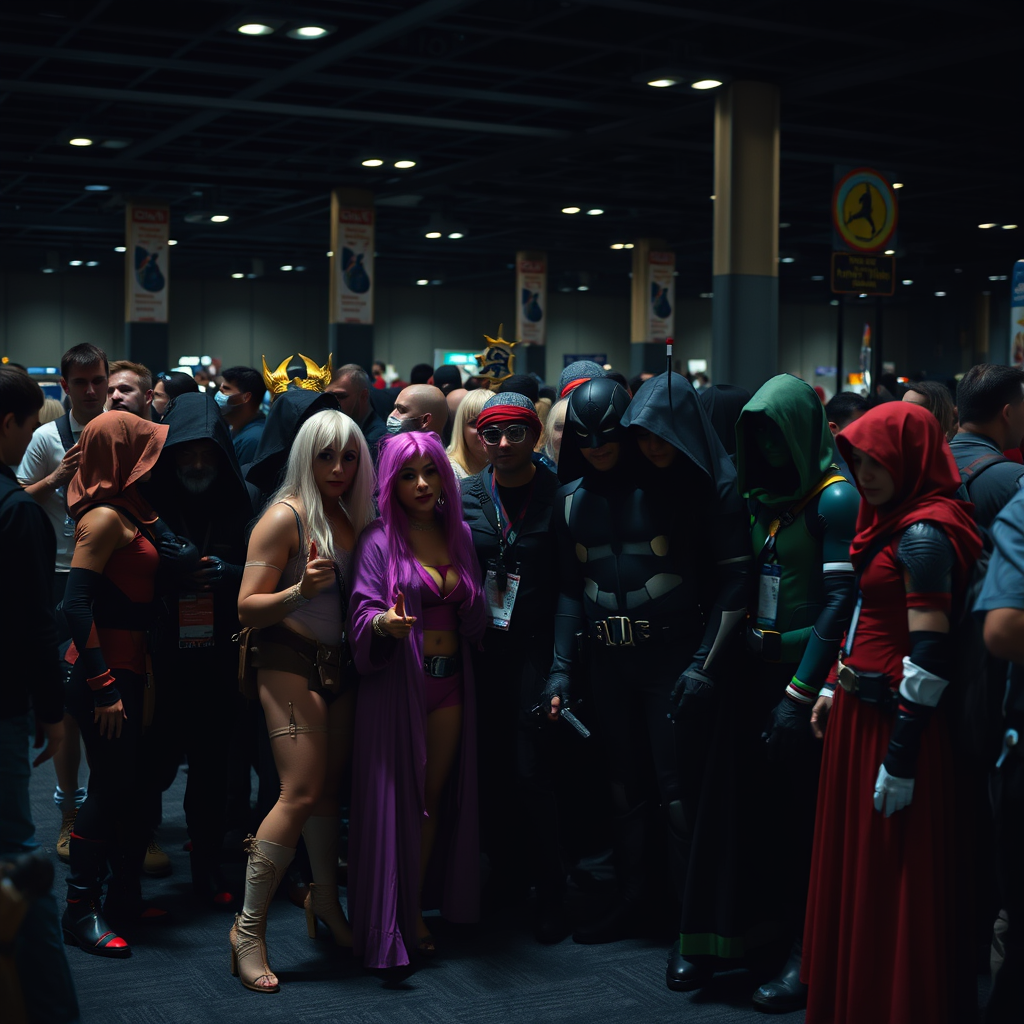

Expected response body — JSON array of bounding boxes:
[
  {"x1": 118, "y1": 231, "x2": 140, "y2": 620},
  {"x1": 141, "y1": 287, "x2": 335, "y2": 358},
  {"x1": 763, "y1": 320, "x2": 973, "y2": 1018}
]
[{"x1": 462, "y1": 392, "x2": 571, "y2": 941}]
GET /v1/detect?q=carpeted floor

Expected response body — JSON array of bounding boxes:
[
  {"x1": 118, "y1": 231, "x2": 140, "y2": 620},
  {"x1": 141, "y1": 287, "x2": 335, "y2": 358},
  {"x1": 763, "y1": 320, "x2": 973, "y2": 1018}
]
[{"x1": 27, "y1": 759, "x2": 808, "y2": 1024}]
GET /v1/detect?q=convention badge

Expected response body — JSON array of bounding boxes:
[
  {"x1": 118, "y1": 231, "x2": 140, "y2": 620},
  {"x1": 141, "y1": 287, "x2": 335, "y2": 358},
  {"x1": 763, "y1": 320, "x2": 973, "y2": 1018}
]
[
  {"x1": 756, "y1": 563, "x2": 783, "y2": 628},
  {"x1": 178, "y1": 592, "x2": 215, "y2": 649},
  {"x1": 484, "y1": 559, "x2": 520, "y2": 630}
]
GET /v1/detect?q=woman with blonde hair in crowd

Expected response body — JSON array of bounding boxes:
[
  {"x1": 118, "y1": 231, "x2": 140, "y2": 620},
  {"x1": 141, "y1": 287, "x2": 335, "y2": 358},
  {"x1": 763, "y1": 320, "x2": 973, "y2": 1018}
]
[
  {"x1": 537, "y1": 396, "x2": 567, "y2": 470},
  {"x1": 232, "y1": 409, "x2": 375, "y2": 993},
  {"x1": 446, "y1": 387, "x2": 490, "y2": 480}
]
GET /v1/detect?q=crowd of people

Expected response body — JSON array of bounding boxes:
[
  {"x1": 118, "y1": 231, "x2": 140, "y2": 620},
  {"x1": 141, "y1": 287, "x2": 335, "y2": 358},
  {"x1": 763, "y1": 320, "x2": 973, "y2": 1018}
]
[{"x1": 1, "y1": 344, "x2": 1022, "y2": 1024}]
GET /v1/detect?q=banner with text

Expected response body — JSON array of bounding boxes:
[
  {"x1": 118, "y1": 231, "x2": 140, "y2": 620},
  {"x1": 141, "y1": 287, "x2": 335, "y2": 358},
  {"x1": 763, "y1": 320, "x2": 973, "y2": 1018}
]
[
  {"x1": 125, "y1": 203, "x2": 169, "y2": 323},
  {"x1": 331, "y1": 202, "x2": 375, "y2": 325},
  {"x1": 515, "y1": 251, "x2": 547, "y2": 345},
  {"x1": 648, "y1": 250, "x2": 675, "y2": 341},
  {"x1": 1012, "y1": 260, "x2": 1024, "y2": 368}
]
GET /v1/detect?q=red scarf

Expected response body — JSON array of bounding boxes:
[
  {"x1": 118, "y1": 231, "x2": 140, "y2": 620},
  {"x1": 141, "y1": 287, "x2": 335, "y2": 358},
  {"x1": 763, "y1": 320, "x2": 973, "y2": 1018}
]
[
  {"x1": 837, "y1": 402, "x2": 981, "y2": 580},
  {"x1": 67, "y1": 411, "x2": 168, "y2": 523}
]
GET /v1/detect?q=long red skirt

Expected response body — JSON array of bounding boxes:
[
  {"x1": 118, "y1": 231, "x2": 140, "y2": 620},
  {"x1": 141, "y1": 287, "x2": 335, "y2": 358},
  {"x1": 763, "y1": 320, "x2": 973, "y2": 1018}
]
[{"x1": 802, "y1": 687, "x2": 959, "y2": 1024}]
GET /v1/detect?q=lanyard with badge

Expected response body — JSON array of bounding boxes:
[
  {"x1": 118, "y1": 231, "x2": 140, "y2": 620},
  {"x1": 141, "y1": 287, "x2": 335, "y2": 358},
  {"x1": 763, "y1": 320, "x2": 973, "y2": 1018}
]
[
  {"x1": 178, "y1": 520, "x2": 215, "y2": 649},
  {"x1": 484, "y1": 471, "x2": 534, "y2": 630}
]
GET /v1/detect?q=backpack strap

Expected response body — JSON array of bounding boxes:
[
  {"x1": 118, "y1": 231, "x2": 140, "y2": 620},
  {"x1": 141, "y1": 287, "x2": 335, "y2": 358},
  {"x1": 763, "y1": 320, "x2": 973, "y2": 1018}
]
[
  {"x1": 758, "y1": 469, "x2": 847, "y2": 565},
  {"x1": 960, "y1": 451, "x2": 1011, "y2": 496},
  {"x1": 55, "y1": 412, "x2": 75, "y2": 453}
]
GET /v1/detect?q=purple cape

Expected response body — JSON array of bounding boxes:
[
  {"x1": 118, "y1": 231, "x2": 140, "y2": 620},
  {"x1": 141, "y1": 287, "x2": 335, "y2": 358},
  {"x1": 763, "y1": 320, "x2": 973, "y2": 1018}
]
[{"x1": 347, "y1": 519, "x2": 486, "y2": 968}]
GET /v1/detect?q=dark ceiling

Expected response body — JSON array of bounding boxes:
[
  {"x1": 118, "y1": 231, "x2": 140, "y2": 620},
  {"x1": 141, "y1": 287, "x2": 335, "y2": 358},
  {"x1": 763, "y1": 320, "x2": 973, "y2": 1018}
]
[{"x1": 1, "y1": 0, "x2": 1020, "y2": 305}]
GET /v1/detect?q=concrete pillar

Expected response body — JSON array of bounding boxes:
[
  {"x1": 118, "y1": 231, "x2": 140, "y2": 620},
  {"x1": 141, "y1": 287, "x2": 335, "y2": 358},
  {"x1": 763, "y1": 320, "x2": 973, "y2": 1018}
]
[{"x1": 711, "y1": 81, "x2": 780, "y2": 392}]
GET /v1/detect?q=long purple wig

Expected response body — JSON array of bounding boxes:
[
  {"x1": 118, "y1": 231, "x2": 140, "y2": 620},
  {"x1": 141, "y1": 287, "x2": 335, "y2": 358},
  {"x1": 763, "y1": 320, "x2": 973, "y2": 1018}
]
[{"x1": 375, "y1": 432, "x2": 483, "y2": 607}]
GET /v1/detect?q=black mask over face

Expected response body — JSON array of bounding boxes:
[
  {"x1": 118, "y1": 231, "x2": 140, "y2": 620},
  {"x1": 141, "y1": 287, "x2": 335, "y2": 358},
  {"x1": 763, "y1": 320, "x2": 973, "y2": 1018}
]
[{"x1": 567, "y1": 378, "x2": 631, "y2": 449}]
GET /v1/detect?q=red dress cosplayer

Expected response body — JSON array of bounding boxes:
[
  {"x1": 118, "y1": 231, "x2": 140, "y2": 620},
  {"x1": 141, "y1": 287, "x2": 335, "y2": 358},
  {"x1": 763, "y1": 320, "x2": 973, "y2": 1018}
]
[{"x1": 802, "y1": 402, "x2": 981, "y2": 1024}]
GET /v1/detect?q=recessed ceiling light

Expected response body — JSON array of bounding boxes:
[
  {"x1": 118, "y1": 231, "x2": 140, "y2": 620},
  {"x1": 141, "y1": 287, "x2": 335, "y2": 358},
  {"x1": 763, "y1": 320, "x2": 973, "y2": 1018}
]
[
  {"x1": 394, "y1": 160, "x2": 417, "y2": 169},
  {"x1": 416, "y1": 279, "x2": 429, "y2": 286},
  {"x1": 624, "y1": 243, "x2": 634, "y2": 249},
  {"x1": 610, "y1": 243, "x2": 625, "y2": 250},
  {"x1": 326, "y1": 251, "x2": 333, "y2": 257},
  {"x1": 978, "y1": 223, "x2": 997, "y2": 229},
  {"x1": 294, "y1": 266, "x2": 305, "y2": 272},
  {"x1": 691, "y1": 79, "x2": 723, "y2": 90},
  {"x1": 210, "y1": 214, "x2": 230, "y2": 223},
  {"x1": 893, "y1": 182, "x2": 904, "y2": 189},
  {"x1": 361, "y1": 158, "x2": 384, "y2": 167},
  {"x1": 830, "y1": 299, "x2": 839, "y2": 306},
  {"x1": 709, "y1": 194, "x2": 716, "y2": 200},
  {"x1": 280, "y1": 265, "x2": 293, "y2": 271},
  {"x1": 587, "y1": 208, "x2": 604, "y2": 216},
  {"x1": 237, "y1": 23, "x2": 274, "y2": 36},
  {"x1": 884, "y1": 249, "x2": 895, "y2": 255},
  {"x1": 425, "y1": 231, "x2": 442, "y2": 239},
  {"x1": 647, "y1": 78, "x2": 678, "y2": 88},
  {"x1": 69, "y1": 260, "x2": 82, "y2": 266},
  {"x1": 577, "y1": 285, "x2": 590, "y2": 291},
  {"x1": 561, "y1": 207, "x2": 580, "y2": 214},
  {"x1": 84, "y1": 184, "x2": 109, "y2": 191},
  {"x1": 859, "y1": 293, "x2": 868, "y2": 298},
  {"x1": 168, "y1": 239, "x2": 178, "y2": 246},
  {"x1": 288, "y1": 25, "x2": 329, "y2": 39},
  {"x1": 1004, "y1": 224, "x2": 1019, "y2": 230},
  {"x1": 86, "y1": 261, "x2": 99, "y2": 267},
  {"x1": 231, "y1": 273, "x2": 244, "y2": 279},
  {"x1": 447, "y1": 232, "x2": 464, "y2": 239},
  {"x1": 42, "y1": 268, "x2": 55, "y2": 274},
  {"x1": 100, "y1": 139, "x2": 131, "y2": 149},
  {"x1": 114, "y1": 246, "x2": 126, "y2": 253},
  {"x1": 69, "y1": 138, "x2": 93, "y2": 147},
  {"x1": 811, "y1": 275, "x2": 825, "y2": 281},
  {"x1": 780, "y1": 257, "x2": 795, "y2": 263},
  {"x1": 779, "y1": 222, "x2": 791, "y2": 228},
  {"x1": 935, "y1": 291, "x2": 947, "y2": 296},
  {"x1": 902, "y1": 279, "x2": 913, "y2": 285}
]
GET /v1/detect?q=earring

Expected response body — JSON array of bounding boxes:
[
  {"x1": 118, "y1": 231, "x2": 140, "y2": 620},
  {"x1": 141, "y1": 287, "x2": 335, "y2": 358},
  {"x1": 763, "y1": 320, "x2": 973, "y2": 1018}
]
[{"x1": 436, "y1": 493, "x2": 446, "y2": 508}]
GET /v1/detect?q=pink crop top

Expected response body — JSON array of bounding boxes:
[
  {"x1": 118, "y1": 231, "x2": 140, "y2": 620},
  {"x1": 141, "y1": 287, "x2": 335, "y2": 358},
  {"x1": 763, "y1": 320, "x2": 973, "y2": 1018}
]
[{"x1": 415, "y1": 562, "x2": 467, "y2": 631}]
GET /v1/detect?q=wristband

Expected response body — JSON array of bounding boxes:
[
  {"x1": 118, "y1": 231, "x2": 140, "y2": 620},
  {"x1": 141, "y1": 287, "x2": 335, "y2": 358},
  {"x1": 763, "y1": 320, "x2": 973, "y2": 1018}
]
[
  {"x1": 282, "y1": 584, "x2": 310, "y2": 609},
  {"x1": 87, "y1": 669, "x2": 122, "y2": 708},
  {"x1": 372, "y1": 612, "x2": 388, "y2": 638},
  {"x1": 818, "y1": 682, "x2": 837, "y2": 699},
  {"x1": 786, "y1": 676, "x2": 817, "y2": 705}
]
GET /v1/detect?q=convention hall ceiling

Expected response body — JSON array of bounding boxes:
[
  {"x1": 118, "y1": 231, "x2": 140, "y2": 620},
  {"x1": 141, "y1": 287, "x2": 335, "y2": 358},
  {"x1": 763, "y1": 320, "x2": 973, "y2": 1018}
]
[{"x1": 1, "y1": 0, "x2": 1019, "y2": 305}]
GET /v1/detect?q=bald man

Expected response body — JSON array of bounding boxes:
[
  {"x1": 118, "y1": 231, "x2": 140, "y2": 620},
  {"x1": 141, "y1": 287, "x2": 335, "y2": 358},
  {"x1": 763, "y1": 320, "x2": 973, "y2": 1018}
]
[{"x1": 388, "y1": 384, "x2": 449, "y2": 437}]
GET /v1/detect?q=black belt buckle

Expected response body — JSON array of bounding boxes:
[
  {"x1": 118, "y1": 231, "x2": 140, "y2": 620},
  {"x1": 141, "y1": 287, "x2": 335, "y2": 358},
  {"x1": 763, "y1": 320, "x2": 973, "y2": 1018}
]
[
  {"x1": 854, "y1": 671, "x2": 896, "y2": 712},
  {"x1": 424, "y1": 654, "x2": 459, "y2": 677},
  {"x1": 600, "y1": 616, "x2": 633, "y2": 646}
]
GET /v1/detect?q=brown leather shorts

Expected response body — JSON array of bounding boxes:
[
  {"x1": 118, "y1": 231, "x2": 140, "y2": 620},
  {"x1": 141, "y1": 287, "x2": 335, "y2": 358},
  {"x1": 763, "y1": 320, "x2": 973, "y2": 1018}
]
[{"x1": 252, "y1": 624, "x2": 354, "y2": 702}]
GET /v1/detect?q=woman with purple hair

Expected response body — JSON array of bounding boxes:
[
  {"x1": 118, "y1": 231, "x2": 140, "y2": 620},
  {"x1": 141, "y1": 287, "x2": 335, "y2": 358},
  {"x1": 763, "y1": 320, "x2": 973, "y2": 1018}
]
[{"x1": 347, "y1": 431, "x2": 486, "y2": 967}]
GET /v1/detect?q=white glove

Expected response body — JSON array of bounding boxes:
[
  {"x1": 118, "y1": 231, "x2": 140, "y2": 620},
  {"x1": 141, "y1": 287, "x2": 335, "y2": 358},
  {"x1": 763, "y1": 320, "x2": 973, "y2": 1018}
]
[{"x1": 873, "y1": 763, "x2": 914, "y2": 817}]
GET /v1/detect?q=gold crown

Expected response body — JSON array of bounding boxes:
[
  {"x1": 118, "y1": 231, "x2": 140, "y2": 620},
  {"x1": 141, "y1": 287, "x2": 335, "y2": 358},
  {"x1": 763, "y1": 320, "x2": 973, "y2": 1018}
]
[
  {"x1": 475, "y1": 324, "x2": 518, "y2": 391},
  {"x1": 262, "y1": 353, "x2": 333, "y2": 399}
]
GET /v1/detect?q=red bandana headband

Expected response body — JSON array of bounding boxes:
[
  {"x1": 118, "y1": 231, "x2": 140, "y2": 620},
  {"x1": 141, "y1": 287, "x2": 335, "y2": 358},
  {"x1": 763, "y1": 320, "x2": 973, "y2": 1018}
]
[{"x1": 476, "y1": 404, "x2": 542, "y2": 436}]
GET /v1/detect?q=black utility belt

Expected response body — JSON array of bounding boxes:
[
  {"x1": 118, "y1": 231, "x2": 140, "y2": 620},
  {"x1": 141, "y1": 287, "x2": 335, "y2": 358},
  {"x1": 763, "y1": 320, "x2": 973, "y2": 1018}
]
[
  {"x1": 588, "y1": 616, "x2": 673, "y2": 647},
  {"x1": 837, "y1": 658, "x2": 897, "y2": 714},
  {"x1": 424, "y1": 653, "x2": 461, "y2": 677}
]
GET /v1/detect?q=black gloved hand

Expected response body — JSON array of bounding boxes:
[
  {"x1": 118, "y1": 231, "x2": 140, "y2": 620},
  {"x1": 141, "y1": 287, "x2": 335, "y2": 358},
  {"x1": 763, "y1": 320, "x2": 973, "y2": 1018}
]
[
  {"x1": 539, "y1": 671, "x2": 571, "y2": 719},
  {"x1": 156, "y1": 533, "x2": 201, "y2": 576},
  {"x1": 190, "y1": 556, "x2": 242, "y2": 591},
  {"x1": 669, "y1": 665, "x2": 715, "y2": 721},
  {"x1": 762, "y1": 695, "x2": 814, "y2": 762}
]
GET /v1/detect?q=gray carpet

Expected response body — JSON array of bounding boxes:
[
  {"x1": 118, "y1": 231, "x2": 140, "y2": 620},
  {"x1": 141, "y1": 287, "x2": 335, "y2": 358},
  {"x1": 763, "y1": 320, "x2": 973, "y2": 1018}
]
[{"x1": 28, "y1": 759, "x2": 802, "y2": 1024}]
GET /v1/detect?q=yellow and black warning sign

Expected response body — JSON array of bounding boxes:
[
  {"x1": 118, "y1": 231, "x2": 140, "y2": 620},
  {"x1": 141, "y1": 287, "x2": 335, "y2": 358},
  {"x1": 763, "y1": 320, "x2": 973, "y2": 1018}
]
[{"x1": 832, "y1": 167, "x2": 898, "y2": 253}]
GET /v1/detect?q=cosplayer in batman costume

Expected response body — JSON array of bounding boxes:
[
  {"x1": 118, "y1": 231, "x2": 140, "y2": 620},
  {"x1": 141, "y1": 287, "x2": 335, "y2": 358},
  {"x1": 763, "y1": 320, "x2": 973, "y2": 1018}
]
[
  {"x1": 733, "y1": 374, "x2": 860, "y2": 1012},
  {"x1": 540, "y1": 377, "x2": 749, "y2": 949},
  {"x1": 620, "y1": 372, "x2": 753, "y2": 990}
]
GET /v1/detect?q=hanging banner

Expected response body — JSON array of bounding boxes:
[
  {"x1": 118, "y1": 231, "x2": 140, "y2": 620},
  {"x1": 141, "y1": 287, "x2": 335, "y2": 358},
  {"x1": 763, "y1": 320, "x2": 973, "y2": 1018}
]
[
  {"x1": 515, "y1": 250, "x2": 547, "y2": 345},
  {"x1": 648, "y1": 250, "x2": 675, "y2": 342},
  {"x1": 125, "y1": 203, "x2": 169, "y2": 323},
  {"x1": 1011, "y1": 260, "x2": 1024, "y2": 368},
  {"x1": 330, "y1": 189, "x2": 374, "y2": 325}
]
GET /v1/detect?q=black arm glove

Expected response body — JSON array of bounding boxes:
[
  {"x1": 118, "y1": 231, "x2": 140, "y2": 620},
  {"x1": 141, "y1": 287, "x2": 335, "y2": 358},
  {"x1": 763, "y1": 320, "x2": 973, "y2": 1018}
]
[
  {"x1": 763, "y1": 694, "x2": 814, "y2": 761},
  {"x1": 150, "y1": 518, "x2": 201, "y2": 576},
  {"x1": 191, "y1": 556, "x2": 243, "y2": 591},
  {"x1": 63, "y1": 567, "x2": 121, "y2": 709}
]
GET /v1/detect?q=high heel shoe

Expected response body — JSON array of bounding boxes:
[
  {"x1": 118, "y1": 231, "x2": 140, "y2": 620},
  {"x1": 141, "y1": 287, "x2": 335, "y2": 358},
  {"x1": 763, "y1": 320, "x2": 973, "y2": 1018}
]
[
  {"x1": 228, "y1": 835, "x2": 293, "y2": 993},
  {"x1": 304, "y1": 882, "x2": 353, "y2": 947}
]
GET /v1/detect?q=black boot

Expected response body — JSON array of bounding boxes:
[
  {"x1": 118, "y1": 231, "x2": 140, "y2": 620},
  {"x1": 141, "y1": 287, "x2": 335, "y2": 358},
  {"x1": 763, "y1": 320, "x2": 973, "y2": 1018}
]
[
  {"x1": 573, "y1": 803, "x2": 647, "y2": 945},
  {"x1": 104, "y1": 825, "x2": 168, "y2": 925},
  {"x1": 752, "y1": 941, "x2": 807, "y2": 1013},
  {"x1": 190, "y1": 847, "x2": 236, "y2": 908},
  {"x1": 63, "y1": 883, "x2": 131, "y2": 958},
  {"x1": 666, "y1": 940, "x2": 713, "y2": 991}
]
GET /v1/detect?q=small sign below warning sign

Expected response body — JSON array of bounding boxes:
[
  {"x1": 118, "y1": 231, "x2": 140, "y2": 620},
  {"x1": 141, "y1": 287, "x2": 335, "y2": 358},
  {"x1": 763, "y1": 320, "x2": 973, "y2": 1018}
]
[{"x1": 831, "y1": 252, "x2": 895, "y2": 296}]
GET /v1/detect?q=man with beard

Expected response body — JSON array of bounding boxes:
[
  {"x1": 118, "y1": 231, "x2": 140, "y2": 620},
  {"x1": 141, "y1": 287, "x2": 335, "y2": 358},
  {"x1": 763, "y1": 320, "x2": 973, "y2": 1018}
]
[
  {"x1": 143, "y1": 392, "x2": 254, "y2": 904},
  {"x1": 106, "y1": 361, "x2": 153, "y2": 419}
]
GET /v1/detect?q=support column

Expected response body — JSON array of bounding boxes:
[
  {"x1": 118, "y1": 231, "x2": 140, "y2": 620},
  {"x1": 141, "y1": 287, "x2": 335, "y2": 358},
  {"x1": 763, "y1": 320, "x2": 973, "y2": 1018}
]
[
  {"x1": 630, "y1": 238, "x2": 675, "y2": 375},
  {"x1": 712, "y1": 81, "x2": 780, "y2": 392},
  {"x1": 329, "y1": 188, "x2": 375, "y2": 372}
]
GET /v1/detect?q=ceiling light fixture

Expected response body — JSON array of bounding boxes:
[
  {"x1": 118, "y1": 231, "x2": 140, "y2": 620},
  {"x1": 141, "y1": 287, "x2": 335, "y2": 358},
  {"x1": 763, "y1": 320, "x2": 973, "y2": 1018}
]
[
  {"x1": 416, "y1": 279, "x2": 429, "y2": 286},
  {"x1": 691, "y1": 79, "x2": 723, "y2": 90},
  {"x1": 237, "y1": 23, "x2": 274, "y2": 36},
  {"x1": 42, "y1": 268, "x2": 55, "y2": 274},
  {"x1": 624, "y1": 243, "x2": 634, "y2": 249},
  {"x1": 69, "y1": 138, "x2": 93, "y2": 147},
  {"x1": 394, "y1": 160, "x2": 417, "y2": 169},
  {"x1": 780, "y1": 256, "x2": 795, "y2": 263},
  {"x1": 902, "y1": 279, "x2": 913, "y2": 285},
  {"x1": 610, "y1": 243, "x2": 625, "y2": 250},
  {"x1": 892, "y1": 182, "x2": 904, "y2": 189},
  {"x1": 100, "y1": 139, "x2": 131, "y2": 149},
  {"x1": 168, "y1": 239, "x2": 178, "y2": 246},
  {"x1": 231, "y1": 273, "x2": 244, "y2": 279},
  {"x1": 561, "y1": 207, "x2": 580, "y2": 214},
  {"x1": 587, "y1": 208, "x2": 604, "y2": 216},
  {"x1": 647, "y1": 78, "x2": 678, "y2": 88},
  {"x1": 114, "y1": 246, "x2": 126, "y2": 253},
  {"x1": 425, "y1": 231, "x2": 442, "y2": 239},
  {"x1": 280, "y1": 265, "x2": 293, "y2": 271},
  {"x1": 447, "y1": 232, "x2": 464, "y2": 239},
  {"x1": 210, "y1": 214, "x2": 230, "y2": 223},
  {"x1": 69, "y1": 260, "x2": 82, "y2": 266},
  {"x1": 978, "y1": 223, "x2": 997, "y2": 229},
  {"x1": 361, "y1": 158, "x2": 384, "y2": 167},
  {"x1": 326, "y1": 251, "x2": 333, "y2": 257},
  {"x1": 935, "y1": 291, "x2": 947, "y2": 297},
  {"x1": 811, "y1": 275, "x2": 825, "y2": 281},
  {"x1": 577, "y1": 285, "x2": 590, "y2": 292},
  {"x1": 84, "y1": 184, "x2": 109, "y2": 192},
  {"x1": 287, "y1": 25, "x2": 330, "y2": 39},
  {"x1": 1004, "y1": 224, "x2": 1019, "y2": 230},
  {"x1": 884, "y1": 249, "x2": 895, "y2": 255},
  {"x1": 86, "y1": 261, "x2": 99, "y2": 267}
]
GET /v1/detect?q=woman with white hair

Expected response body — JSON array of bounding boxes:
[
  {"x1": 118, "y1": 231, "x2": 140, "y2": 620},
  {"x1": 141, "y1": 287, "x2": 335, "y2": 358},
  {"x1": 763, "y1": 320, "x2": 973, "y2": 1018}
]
[{"x1": 232, "y1": 410, "x2": 375, "y2": 993}]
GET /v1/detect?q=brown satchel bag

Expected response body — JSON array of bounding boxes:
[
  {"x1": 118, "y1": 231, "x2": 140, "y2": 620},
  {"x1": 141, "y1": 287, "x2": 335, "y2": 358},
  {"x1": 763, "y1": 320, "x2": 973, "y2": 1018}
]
[{"x1": 234, "y1": 627, "x2": 259, "y2": 700}]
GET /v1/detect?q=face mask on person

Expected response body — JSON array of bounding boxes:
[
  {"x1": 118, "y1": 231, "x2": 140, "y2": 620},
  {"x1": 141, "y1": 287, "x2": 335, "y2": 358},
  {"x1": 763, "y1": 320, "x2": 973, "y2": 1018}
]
[
  {"x1": 386, "y1": 413, "x2": 423, "y2": 435},
  {"x1": 386, "y1": 413, "x2": 403, "y2": 434},
  {"x1": 214, "y1": 390, "x2": 241, "y2": 412}
]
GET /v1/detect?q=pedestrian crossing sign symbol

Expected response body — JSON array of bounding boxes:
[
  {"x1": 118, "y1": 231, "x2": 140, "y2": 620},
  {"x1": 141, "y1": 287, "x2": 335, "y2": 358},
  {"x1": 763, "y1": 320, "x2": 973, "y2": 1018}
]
[{"x1": 833, "y1": 167, "x2": 898, "y2": 252}]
